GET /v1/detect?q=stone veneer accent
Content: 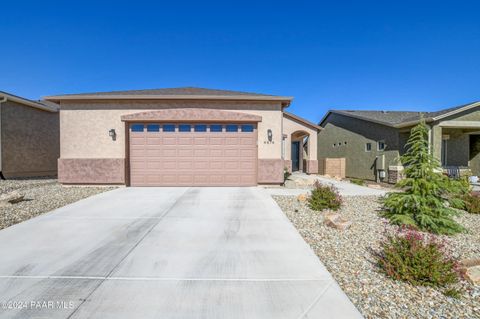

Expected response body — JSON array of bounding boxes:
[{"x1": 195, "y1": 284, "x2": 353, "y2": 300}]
[
  {"x1": 58, "y1": 158, "x2": 125, "y2": 184},
  {"x1": 388, "y1": 165, "x2": 404, "y2": 184},
  {"x1": 258, "y1": 159, "x2": 284, "y2": 184},
  {"x1": 304, "y1": 160, "x2": 319, "y2": 174}
]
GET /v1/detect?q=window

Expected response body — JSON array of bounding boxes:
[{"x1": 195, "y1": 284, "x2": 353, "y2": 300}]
[
  {"x1": 210, "y1": 124, "x2": 222, "y2": 132},
  {"x1": 147, "y1": 124, "x2": 160, "y2": 132},
  {"x1": 365, "y1": 143, "x2": 372, "y2": 152},
  {"x1": 194, "y1": 124, "x2": 207, "y2": 132},
  {"x1": 338, "y1": 142, "x2": 342, "y2": 146},
  {"x1": 179, "y1": 124, "x2": 191, "y2": 132},
  {"x1": 241, "y1": 124, "x2": 254, "y2": 132},
  {"x1": 131, "y1": 124, "x2": 144, "y2": 132},
  {"x1": 344, "y1": 141, "x2": 347, "y2": 145},
  {"x1": 333, "y1": 143, "x2": 336, "y2": 147},
  {"x1": 226, "y1": 124, "x2": 238, "y2": 132},
  {"x1": 378, "y1": 141, "x2": 386, "y2": 151},
  {"x1": 163, "y1": 124, "x2": 175, "y2": 132}
]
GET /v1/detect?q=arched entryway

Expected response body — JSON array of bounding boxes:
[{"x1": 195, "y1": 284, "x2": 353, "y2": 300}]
[{"x1": 290, "y1": 130, "x2": 310, "y2": 172}]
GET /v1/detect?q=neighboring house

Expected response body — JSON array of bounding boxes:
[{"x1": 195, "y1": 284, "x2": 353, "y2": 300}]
[
  {"x1": 317, "y1": 101, "x2": 480, "y2": 183},
  {"x1": 45, "y1": 87, "x2": 319, "y2": 186},
  {"x1": 0, "y1": 91, "x2": 59, "y2": 178}
]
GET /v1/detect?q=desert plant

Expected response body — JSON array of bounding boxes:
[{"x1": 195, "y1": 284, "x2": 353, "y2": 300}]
[
  {"x1": 349, "y1": 178, "x2": 365, "y2": 186},
  {"x1": 462, "y1": 192, "x2": 480, "y2": 214},
  {"x1": 382, "y1": 120, "x2": 465, "y2": 235},
  {"x1": 376, "y1": 227, "x2": 459, "y2": 288},
  {"x1": 283, "y1": 167, "x2": 291, "y2": 184},
  {"x1": 308, "y1": 181, "x2": 342, "y2": 211}
]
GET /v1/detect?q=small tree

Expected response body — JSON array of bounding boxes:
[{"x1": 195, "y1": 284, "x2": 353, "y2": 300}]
[{"x1": 382, "y1": 120, "x2": 465, "y2": 235}]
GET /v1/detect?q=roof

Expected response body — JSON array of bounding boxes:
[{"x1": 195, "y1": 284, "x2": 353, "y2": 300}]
[
  {"x1": 0, "y1": 91, "x2": 58, "y2": 112},
  {"x1": 44, "y1": 87, "x2": 293, "y2": 106},
  {"x1": 319, "y1": 101, "x2": 480, "y2": 128},
  {"x1": 283, "y1": 111, "x2": 322, "y2": 131}
]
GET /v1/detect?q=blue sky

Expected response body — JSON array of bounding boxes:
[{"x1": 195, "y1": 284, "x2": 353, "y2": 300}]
[{"x1": 1, "y1": 1, "x2": 479, "y2": 122}]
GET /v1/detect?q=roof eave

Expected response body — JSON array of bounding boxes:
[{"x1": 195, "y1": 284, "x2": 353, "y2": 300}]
[
  {"x1": 44, "y1": 94, "x2": 293, "y2": 105},
  {"x1": 0, "y1": 91, "x2": 58, "y2": 112},
  {"x1": 284, "y1": 111, "x2": 321, "y2": 131}
]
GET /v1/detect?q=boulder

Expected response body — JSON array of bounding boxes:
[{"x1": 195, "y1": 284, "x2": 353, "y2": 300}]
[
  {"x1": 324, "y1": 213, "x2": 352, "y2": 230},
  {"x1": 0, "y1": 191, "x2": 25, "y2": 207},
  {"x1": 459, "y1": 259, "x2": 480, "y2": 285},
  {"x1": 367, "y1": 184, "x2": 382, "y2": 189},
  {"x1": 297, "y1": 193, "x2": 308, "y2": 202}
]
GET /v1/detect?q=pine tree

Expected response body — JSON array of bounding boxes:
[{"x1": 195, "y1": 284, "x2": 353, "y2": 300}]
[{"x1": 382, "y1": 120, "x2": 465, "y2": 235}]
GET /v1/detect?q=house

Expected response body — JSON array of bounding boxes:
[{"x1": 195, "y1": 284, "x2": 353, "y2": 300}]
[
  {"x1": 45, "y1": 87, "x2": 319, "y2": 186},
  {"x1": 0, "y1": 91, "x2": 59, "y2": 178},
  {"x1": 317, "y1": 101, "x2": 480, "y2": 183}
]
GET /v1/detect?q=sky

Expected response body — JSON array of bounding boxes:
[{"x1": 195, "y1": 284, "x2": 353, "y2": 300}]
[{"x1": 0, "y1": 1, "x2": 479, "y2": 123}]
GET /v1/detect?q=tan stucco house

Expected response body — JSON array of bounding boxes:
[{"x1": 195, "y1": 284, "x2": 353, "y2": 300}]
[
  {"x1": 45, "y1": 87, "x2": 319, "y2": 186},
  {"x1": 0, "y1": 91, "x2": 59, "y2": 178}
]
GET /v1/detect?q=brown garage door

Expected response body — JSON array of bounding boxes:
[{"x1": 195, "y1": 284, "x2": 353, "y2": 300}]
[{"x1": 129, "y1": 123, "x2": 257, "y2": 186}]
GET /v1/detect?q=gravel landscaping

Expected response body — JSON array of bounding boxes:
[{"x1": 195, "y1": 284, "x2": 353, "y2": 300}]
[
  {"x1": 0, "y1": 178, "x2": 116, "y2": 230},
  {"x1": 273, "y1": 194, "x2": 480, "y2": 319}
]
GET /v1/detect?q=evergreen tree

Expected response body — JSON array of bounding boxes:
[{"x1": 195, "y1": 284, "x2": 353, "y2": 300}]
[{"x1": 382, "y1": 120, "x2": 465, "y2": 235}]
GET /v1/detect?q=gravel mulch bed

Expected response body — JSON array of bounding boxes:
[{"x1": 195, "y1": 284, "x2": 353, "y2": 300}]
[
  {"x1": 0, "y1": 178, "x2": 116, "y2": 230},
  {"x1": 273, "y1": 194, "x2": 480, "y2": 319}
]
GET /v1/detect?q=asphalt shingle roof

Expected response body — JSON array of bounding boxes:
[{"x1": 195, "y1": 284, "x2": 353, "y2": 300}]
[
  {"x1": 53, "y1": 87, "x2": 276, "y2": 97},
  {"x1": 330, "y1": 101, "x2": 480, "y2": 127}
]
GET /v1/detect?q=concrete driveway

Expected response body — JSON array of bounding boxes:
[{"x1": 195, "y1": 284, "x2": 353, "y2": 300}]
[{"x1": 0, "y1": 187, "x2": 361, "y2": 319}]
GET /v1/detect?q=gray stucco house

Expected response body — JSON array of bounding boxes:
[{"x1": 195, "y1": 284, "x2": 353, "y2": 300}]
[
  {"x1": 317, "y1": 101, "x2": 480, "y2": 183},
  {"x1": 0, "y1": 91, "x2": 59, "y2": 178}
]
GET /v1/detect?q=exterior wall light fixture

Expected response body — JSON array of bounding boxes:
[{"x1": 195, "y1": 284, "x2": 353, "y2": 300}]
[{"x1": 109, "y1": 129, "x2": 117, "y2": 141}]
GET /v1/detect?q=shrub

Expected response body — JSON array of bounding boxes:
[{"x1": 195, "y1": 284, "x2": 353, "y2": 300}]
[
  {"x1": 463, "y1": 192, "x2": 480, "y2": 214},
  {"x1": 349, "y1": 178, "x2": 365, "y2": 186},
  {"x1": 283, "y1": 167, "x2": 291, "y2": 184},
  {"x1": 382, "y1": 120, "x2": 465, "y2": 235},
  {"x1": 308, "y1": 181, "x2": 342, "y2": 211},
  {"x1": 376, "y1": 227, "x2": 459, "y2": 288}
]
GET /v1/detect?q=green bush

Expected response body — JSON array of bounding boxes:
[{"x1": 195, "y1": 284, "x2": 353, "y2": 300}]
[
  {"x1": 283, "y1": 167, "x2": 291, "y2": 184},
  {"x1": 308, "y1": 181, "x2": 342, "y2": 211},
  {"x1": 463, "y1": 192, "x2": 480, "y2": 214},
  {"x1": 376, "y1": 227, "x2": 459, "y2": 288},
  {"x1": 382, "y1": 120, "x2": 465, "y2": 235},
  {"x1": 349, "y1": 178, "x2": 365, "y2": 186}
]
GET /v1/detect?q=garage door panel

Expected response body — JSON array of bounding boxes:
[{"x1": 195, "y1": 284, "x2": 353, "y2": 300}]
[
  {"x1": 209, "y1": 137, "x2": 224, "y2": 145},
  {"x1": 224, "y1": 149, "x2": 239, "y2": 157},
  {"x1": 129, "y1": 123, "x2": 257, "y2": 186},
  {"x1": 178, "y1": 161, "x2": 193, "y2": 169},
  {"x1": 178, "y1": 149, "x2": 194, "y2": 157},
  {"x1": 162, "y1": 137, "x2": 177, "y2": 145},
  {"x1": 194, "y1": 149, "x2": 209, "y2": 157},
  {"x1": 162, "y1": 148, "x2": 177, "y2": 157}
]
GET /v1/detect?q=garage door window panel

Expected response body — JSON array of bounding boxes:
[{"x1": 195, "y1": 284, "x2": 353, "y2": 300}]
[
  {"x1": 163, "y1": 124, "x2": 175, "y2": 132},
  {"x1": 226, "y1": 124, "x2": 238, "y2": 132},
  {"x1": 210, "y1": 125, "x2": 223, "y2": 132},
  {"x1": 179, "y1": 124, "x2": 191, "y2": 132},
  {"x1": 131, "y1": 124, "x2": 144, "y2": 132}
]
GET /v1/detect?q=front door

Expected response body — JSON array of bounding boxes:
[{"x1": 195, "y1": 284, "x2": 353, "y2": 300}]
[{"x1": 291, "y1": 141, "x2": 300, "y2": 171}]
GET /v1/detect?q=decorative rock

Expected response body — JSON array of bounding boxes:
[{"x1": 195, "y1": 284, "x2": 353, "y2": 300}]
[
  {"x1": 459, "y1": 259, "x2": 480, "y2": 285},
  {"x1": 297, "y1": 193, "x2": 308, "y2": 202},
  {"x1": 324, "y1": 212, "x2": 352, "y2": 230},
  {"x1": 0, "y1": 191, "x2": 24, "y2": 207}
]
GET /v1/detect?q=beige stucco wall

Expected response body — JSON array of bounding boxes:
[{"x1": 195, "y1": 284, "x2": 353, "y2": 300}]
[
  {"x1": 59, "y1": 100, "x2": 283, "y2": 159},
  {"x1": 1, "y1": 100, "x2": 59, "y2": 177},
  {"x1": 282, "y1": 116, "x2": 318, "y2": 161}
]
